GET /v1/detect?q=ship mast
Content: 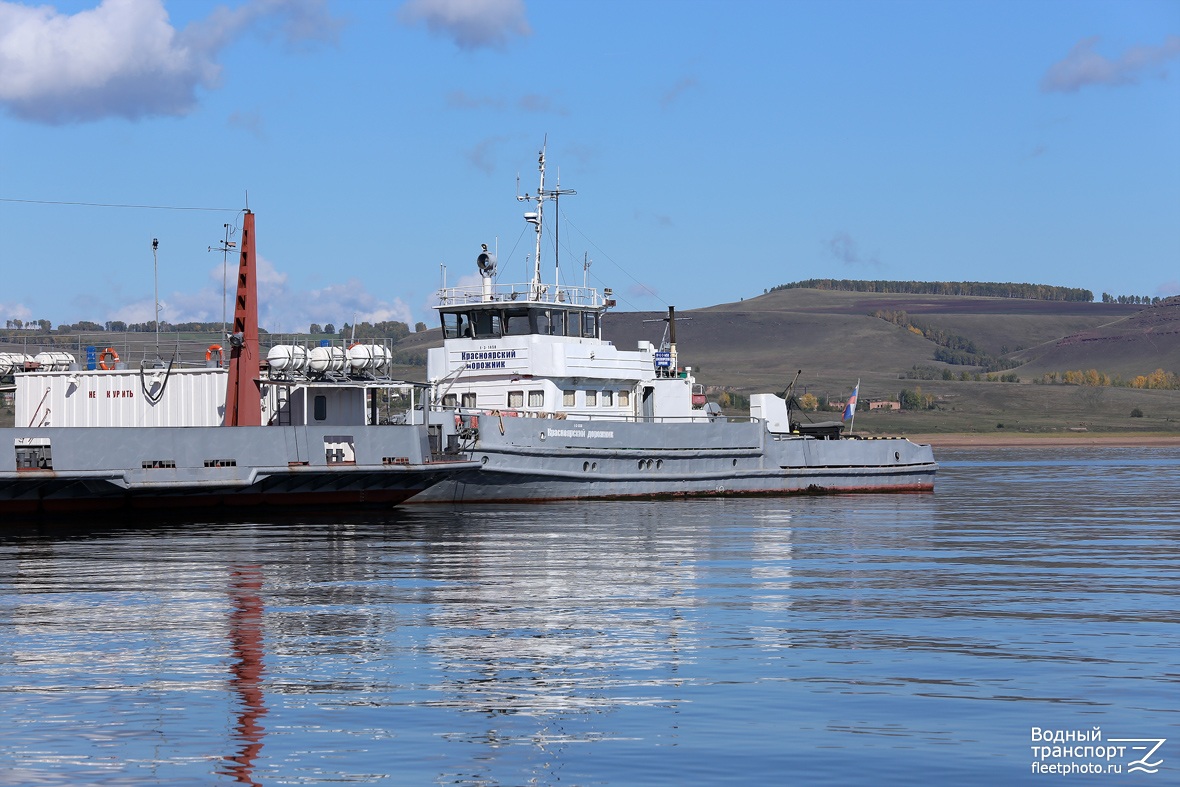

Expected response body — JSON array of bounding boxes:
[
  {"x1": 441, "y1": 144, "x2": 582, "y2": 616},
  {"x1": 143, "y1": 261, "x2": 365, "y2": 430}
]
[{"x1": 517, "y1": 142, "x2": 575, "y2": 300}]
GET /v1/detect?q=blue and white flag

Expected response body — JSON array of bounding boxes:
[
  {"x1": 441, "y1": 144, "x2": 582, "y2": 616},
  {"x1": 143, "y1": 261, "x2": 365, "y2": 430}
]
[{"x1": 842, "y1": 382, "x2": 859, "y2": 421}]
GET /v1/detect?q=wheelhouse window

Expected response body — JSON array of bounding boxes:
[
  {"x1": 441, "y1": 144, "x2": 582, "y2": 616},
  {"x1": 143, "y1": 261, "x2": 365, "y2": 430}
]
[
  {"x1": 503, "y1": 308, "x2": 531, "y2": 336},
  {"x1": 442, "y1": 312, "x2": 472, "y2": 339},
  {"x1": 528, "y1": 390, "x2": 544, "y2": 408},
  {"x1": 461, "y1": 393, "x2": 478, "y2": 408},
  {"x1": 566, "y1": 311, "x2": 582, "y2": 337},
  {"x1": 602, "y1": 390, "x2": 613, "y2": 407},
  {"x1": 474, "y1": 311, "x2": 502, "y2": 339},
  {"x1": 618, "y1": 390, "x2": 630, "y2": 407},
  {"x1": 508, "y1": 390, "x2": 524, "y2": 408},
  {"x1": 563, "y1": 390, "x2": 576, "y2": 407},
  {"x1": 442, "y1": 394, "x2": 458, "y2": 408},
  {"x1": 549, "y1": 310, "x2": 566, "y2": 336},
  {"x1": 314, "y1": 395, "x2": 327, "y2": 421},
  {"x1": 585, "y1": 390, "x2": 597, "y2": 406},
  {"x1": 583, "y1": 312, "x2": 598, "y2": 338}
]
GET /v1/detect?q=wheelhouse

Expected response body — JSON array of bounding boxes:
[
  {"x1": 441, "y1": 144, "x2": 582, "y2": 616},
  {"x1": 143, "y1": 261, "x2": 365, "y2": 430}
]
[{"x1": 440, "y1": 305, "x2": 601, "y2": 340}]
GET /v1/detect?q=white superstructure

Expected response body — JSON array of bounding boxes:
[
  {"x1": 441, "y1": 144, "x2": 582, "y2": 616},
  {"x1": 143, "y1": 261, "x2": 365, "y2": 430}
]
[{"x1": 427, "y1": 148, "x2": 717, "y2": 427}]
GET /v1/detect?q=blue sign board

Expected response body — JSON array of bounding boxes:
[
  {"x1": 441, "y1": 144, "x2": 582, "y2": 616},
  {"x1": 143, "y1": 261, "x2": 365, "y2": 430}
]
[
  {"x1": 85, "y1": 346, "x2": 97, "y2": 371},
  {"x1": 654, "y1": 351, "x2": 672, "y2": 368}
]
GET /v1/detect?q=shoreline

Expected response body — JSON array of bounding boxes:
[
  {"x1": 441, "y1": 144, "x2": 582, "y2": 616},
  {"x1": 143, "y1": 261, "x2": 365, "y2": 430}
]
[{"x1": 896, "y1": 432, "x2": 1180, "y2": 448}]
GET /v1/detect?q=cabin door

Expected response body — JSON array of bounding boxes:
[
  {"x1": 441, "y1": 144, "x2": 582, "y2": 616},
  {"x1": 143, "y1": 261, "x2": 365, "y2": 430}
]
[{"x1": 641, "y1": 386, "x2": 655, "y2": 421}]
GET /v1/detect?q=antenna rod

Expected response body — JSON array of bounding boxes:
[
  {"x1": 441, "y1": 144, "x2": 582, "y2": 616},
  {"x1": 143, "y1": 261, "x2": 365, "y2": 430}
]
[
  {"x1": 152, "y1": 237, "x2": 160, "y2": 360},
  {"x1": 548, "y1": 168, "x2": 576, "y2": 292},
  {"x1": 221, "y1": 223, "x2": 231, "y2": 338},
  {"x1": 554, "y1": 183, "x2": 560, "y2": 292},
  {"x1": 534, "y1": 146, "x2": 545, "y2": 291}
]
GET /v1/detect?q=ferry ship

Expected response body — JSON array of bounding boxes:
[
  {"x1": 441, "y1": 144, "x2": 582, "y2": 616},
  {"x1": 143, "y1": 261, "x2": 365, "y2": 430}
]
[
  {"x1": 0, "y1": 211, "x2": 478, "y2": 515},
  {"x1": 412, "y1": 146, "x2": 938, "y2": 502}
]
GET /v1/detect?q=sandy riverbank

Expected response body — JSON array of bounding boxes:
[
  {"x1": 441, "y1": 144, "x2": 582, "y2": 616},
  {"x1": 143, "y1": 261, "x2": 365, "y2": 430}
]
[{"x1": 898, "y1": 433, "x2": 1180, "y2": 448}]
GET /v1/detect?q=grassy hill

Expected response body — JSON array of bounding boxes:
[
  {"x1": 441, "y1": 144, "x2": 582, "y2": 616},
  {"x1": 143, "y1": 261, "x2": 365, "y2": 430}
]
[
  {"x1": 603, "y1": 288, "x2": 1145, "y2": 387},
  {"x1": 601, "y1": 289, "x2": 1180, "y2": 435}
]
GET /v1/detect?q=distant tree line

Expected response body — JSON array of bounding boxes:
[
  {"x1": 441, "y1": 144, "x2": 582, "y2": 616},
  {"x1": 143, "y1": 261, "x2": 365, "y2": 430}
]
[
  {"x1": 4, "y1": 319, "x2": 52, "y2": 331},
  {"x1": 872, "y1": 309, "x2": 1021, "y2": 372},
  {"x1": 772, "y1": 279, "x2": 1094, "y2": 301},
  {"x1": 337, "y1": 321, "x2": 412, "y2": 342},
  {"x1": 4, "y1": 320, "x2": 250, "y2": 334},
  {"x1": 6, "y1": 317, "x2": 437, "y2": 339},
  {"x1": 1100, "y1": 293, "x2": 1168, "y2": 305},
  {"x1": 1034, "y1": 368, "x2": 1179, "y2": 390},
  {"x1": 903, "y1": 365, "x2": 1019, "y2": 383}
]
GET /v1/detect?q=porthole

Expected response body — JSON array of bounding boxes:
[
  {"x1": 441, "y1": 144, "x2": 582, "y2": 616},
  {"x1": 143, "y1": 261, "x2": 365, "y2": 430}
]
[
  {"x1": 583, "y1": 461, "x2": 590, "y2": 472},
  {"x1": 656, "y1": 459, "x2": 663, "y2": 470},
  {"x1": 481, "y1": 456, "x2": 489, "y2": 465},
  {"x1": 894, "y1": 451, "x2": 900, "y2": 461},
  {"x1": 732, "y1": 458, "x2": 738, "y2": 467},
  {"x1": 638, "y1": 459, "x2": 645, "y2": 470},
  {"x1": 592, "y1": 462, "x2": 598, "y2": 470}
]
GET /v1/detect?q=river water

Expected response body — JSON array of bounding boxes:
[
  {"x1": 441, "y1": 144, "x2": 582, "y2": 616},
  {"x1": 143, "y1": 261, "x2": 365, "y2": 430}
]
[{"x1": 1, "y1": 447, "x2": 1177, "y2": 785}]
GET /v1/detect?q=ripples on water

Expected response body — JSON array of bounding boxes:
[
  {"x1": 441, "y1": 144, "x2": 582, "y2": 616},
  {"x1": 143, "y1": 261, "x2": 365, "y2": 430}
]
[{"x1": 1, "y1": 447, "x2": 1177, "y2": 785}]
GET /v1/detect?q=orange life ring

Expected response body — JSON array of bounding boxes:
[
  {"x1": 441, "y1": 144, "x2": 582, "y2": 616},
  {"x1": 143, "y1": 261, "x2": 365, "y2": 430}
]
[
  {"x1": 205, "y1": 344, "x2": 224, "y2": 365},
  {"x1": 98, "y1": 347, "x2": 119, "y2": 370}
]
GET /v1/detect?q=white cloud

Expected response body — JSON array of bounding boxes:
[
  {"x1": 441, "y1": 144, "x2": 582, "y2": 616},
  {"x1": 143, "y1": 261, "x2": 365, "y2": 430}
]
[
  {"x1": 294, "y1": 281, "x2": 416, "y2": 333},
  {"x1": 0, "y1": 0, "x2": 340, "y2": 124},
  {"x1": 398, "y1": 0, "x2": 530, "y2": 51},
  {"x1": 2, "y1": 301, "x2": 32, "y2": 323},
  {"x1": 1041, "y1": 35, "x2": 1180, "y2": 93},
  {"x1": 108, "y1": 298, "x2": 157, "y2": 325},
  {"x1": 114, "y1": 257, "x2": 417, "y2": 334}
]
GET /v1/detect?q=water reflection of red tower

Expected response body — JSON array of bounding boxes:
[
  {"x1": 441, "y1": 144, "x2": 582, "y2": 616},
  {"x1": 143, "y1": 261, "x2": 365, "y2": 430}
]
[{"x1": 225, "y1": 565, "x2": 267, "y2": 786}]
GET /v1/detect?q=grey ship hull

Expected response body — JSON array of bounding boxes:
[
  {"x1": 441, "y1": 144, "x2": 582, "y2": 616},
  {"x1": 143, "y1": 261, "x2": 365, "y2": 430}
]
[
  {"x1": 411, "y1": 416, "x2": 936, "y2": 503},
  {"x1": 1, "y1": 425, "x2": 478, "y2": 515}
]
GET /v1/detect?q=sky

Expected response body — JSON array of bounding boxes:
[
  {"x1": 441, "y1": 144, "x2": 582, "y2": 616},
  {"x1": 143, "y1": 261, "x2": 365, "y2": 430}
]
[{"x1": 1, "y1": 0, "x2": 1178, "y2": 334}]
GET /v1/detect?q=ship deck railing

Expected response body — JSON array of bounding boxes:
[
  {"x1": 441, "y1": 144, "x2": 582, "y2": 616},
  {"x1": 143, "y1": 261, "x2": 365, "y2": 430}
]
[
  {"x1": 444, "y1": 405, "x2": 758, "y2": 425},
  {"x1": 437, "y1": 282, "x2": 606, "y2": 308}
]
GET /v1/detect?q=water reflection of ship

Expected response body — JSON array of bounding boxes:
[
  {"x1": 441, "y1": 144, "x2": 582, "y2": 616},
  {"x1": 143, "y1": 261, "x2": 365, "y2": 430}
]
[
  {"x1": 222, "y1": 565, "x2": 266, "y2": 787},
  {"x1": 408, "y1": 505, "x2": 703, "y2": 777},
  {"x1": 408, "y1": 503, "x2": 799, "y2": 781}
]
